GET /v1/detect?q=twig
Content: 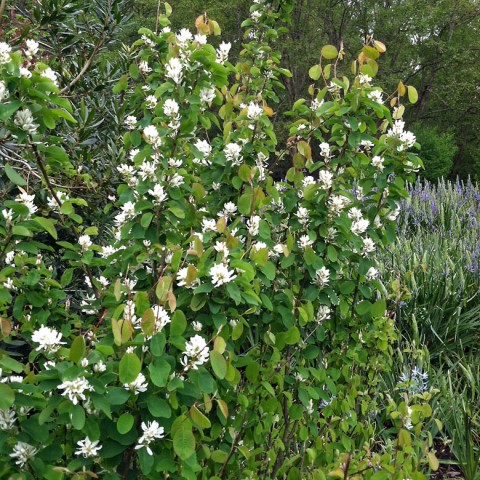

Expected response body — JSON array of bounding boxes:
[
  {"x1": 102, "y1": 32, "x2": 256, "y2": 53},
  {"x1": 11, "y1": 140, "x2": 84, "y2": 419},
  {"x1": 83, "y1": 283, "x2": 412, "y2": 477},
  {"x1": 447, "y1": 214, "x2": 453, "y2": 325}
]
[{"x1": 0, "y1": 0, "x2": 6, "y2": 19}]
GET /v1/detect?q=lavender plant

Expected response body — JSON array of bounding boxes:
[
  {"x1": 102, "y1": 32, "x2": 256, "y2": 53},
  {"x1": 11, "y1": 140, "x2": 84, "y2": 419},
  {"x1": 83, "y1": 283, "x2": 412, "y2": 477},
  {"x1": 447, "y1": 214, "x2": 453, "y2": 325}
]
[{"x1": 0, "y1": 2, "x2": 437, "y2": 478}]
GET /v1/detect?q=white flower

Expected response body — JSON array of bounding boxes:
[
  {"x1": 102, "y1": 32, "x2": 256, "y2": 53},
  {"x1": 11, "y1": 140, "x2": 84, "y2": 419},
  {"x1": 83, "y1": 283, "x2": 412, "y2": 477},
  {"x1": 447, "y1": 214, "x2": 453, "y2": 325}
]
[
  {"x1": 177, "y1": 266, "x2": 199, "y2": 289},
  {"x1": 93, "y1": 361, "x2": 106, "y2": 373},
  {"x1": 81, "y1": 358, "x2": 89, "y2": 368},
  {"x1": 145, "y1": 95, "x2": 157, "y2": 110},
  {"x1": 181, "y1": 334, "x2": 209, "y2": 370},
  {"x1": 220, "y1": 201, "x2": 237, "y2": 218},
  {"x1": 148, "y1": 184, "x2": 168, "y2": 205},
  {"x1": 165, "y1": 57, "x2": 183, "y2": 84},
  {"x1": 176, "y1": 28, "x2": 193, "y2": 48},
  {"x1": 41, "y1": 67, "x2": 59, "y2": 87},
  {"x1": 3, "y1": 278, "x2": 15, "y2": 290},
  {"x1": 152, "y1": 305, "x2": 171, "y2": 333},
  {"x1": 202, "y1": 218, "x2": 217, "y2": 232},
  {"x1": 347, "y1": 207, "x2": 363, "y2": 221},
  {"x1": 138, "y1": 60, "x2": 151, "y2": 74},
  {"x1": 319, "y1": 142, "x2": 331, "y2": 158},
  {"x1": 163, "y1": 98, "x2": 179, "y2": 117},
  {"x1": 16, "y1": 191, "x2": 37, "y2": 217},
  {"x1": 251, "y1": 10, "x2": 262, "y2": 21},
  {"x1": 224, "y1": 143, "x2": 243, "y2": 165},
  {"x1": 19, "y1": 67, "x2": 32, "y2": 78},
  {"x1": 194, "y1": 34, "x2": 207, "y2": 45},
  {"x1": 210, "y1": 263, "x2": 237, "y2": 287},
  {"x1": 367, "y1": 90, "x2": 383, "y2": 104},
  {"x1": 124, "y1": 372, "x2": 148, "y2": 394},
  {"x1": 247, "y1": 102, "x2": 263, "y2": 121},
  {"x1": 398, "y1": 131, "x2": 416, "y2": 151},
  {"x1": 372, "y1": 155, "x2": 384, "y2": 171},
  {"x1": 351, "y1": 219, "x2": 369, "y2": 235},
  {"x1": 302, "y1": 176, "x2": 316, "y2": 188},
  {"x1": 195, "y1": 139, "x2": 212, "y2": 157},
  {"x1": 328, "y1": 195, "x2": 350, "y2": 215},
  {"x1": 296, "y1": 207, "x2": 310, "y2": 225},
  {"x1": 47, "y1": 191, "x2": 69, "y2": 212},
  {"x1": 298, "y1": 235, "x2": 313, "y2": 250},
  {"x1": 0, "y1": 80, "x2": 8, "y2": 101},
  {"x1": 325, "y1": 227, "x2": 337, "y2": 242},
  {"x1": 78, "y1": 235, "x2": 92, "y2": 251},
  {"x1": 0, "y1": 42, "x2": 12, "y2": 64},
  {"x1": 0, "y1": 409, "x2": 16, "y2": 430},
  {"x1": 5, "y1": 251, "x2": 14, "y2": 265},
  {"x1": 25, "y1": 39, "x2": 39, "y2": 57},
  {"x1": 366, "y1": 267, "x2": 379, "y2": 280},
  {"x1": 318, "y1": 170, "x2": 334, "y2": 189},
  {"x1": 247, "y1": 215, "x2": 261, "y2": 236},
  {"x1": 316, "y1": 305, "x2": 331, "y2": 323},
  {"x1": 135, "y1": 420, "x2": 165, "y2": 455},
  {"x1": 387, "y1": 205, "x2": 401, "y2": 221},
  {"x1": 168, "y1": 173, "x2": 184, "y2": 187},
  {"x1": 31, "y1": 326, "x2": 65, "y2": 353},
  {"x1": 360, "y1": 140, "x2": 374, "y2": 151},
  {"x1": 144, "y1": 125, "x2": 161, "y2": 146},
  {"x1": 14, "y1": 109, "x2": 38, "y2": 134},
  {"x1": 251, "y1": 241, "x2": 266, "y2": 251},
  {"x1": 2, "y1": 208, "x2": 13, "y2": 223},
  {"x1": 192, "y1": 321, "x2": 203, "y2": 332},
  {"x1": 313, "y1": 266, "x2": 330, "y2": 287},
  {"x1": 214, "y1": 241, "x2": 229, "y2": 257},
  {"x1": 311, "y1": 98, "x2": 324, "y2": 111},
  {"x1": 362, "y1": 237, "x2": 376, "y2": 256},
  {"x1": 10, "y1": 442, "x2": 37, "y2": 468},
  {"x1": 216, "y1": 41, "x2": 231, "y2": 64},
  {"x1": 58, "y1": 377, "x2": 93, "y2": 405},
  {"x1": 75, "y1": 437, "x2": 102, "y2": 458},
  {"x1": 124, "y1": 115, "x2": 137, "y2": 130},
  {"x1": 358, "y1": 74, "x2": 372, "y2": 85},
  {"x1": 387, "y1": 120, "x2": 405, "y2": 137},
  {"x1": 199, "y1": 86, "x2": 216, "y2": 103}
]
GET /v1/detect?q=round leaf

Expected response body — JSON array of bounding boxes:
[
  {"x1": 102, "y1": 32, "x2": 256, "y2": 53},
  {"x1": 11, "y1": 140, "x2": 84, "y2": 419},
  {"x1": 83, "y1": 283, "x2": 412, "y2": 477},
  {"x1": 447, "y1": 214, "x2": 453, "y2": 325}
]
[
  {"x1": 321, "y1": 45, "x2": 338, "y2": 60},
  {"x1": 117, "y1": 413, "x2": 135, "y2": 434}
]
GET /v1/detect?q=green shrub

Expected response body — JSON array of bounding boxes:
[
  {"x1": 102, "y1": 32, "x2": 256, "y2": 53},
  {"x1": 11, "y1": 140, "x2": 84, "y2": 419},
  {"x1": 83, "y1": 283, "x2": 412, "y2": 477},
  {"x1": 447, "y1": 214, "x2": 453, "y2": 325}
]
[
  {"x1": 413, "y1": 125, "x2": 458, "y2": 180},
  {"x1": 0, "y1": 2, "x2": 436, "y2": 478}
]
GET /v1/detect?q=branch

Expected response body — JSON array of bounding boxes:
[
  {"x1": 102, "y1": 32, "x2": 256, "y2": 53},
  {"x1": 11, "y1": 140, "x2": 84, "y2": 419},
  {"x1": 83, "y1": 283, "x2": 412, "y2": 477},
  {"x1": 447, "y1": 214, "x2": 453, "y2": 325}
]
[
  {"x1": 60, "y1": 36, "x2": 106, "y2": 94},
  {"x1": 0, "y1": 0, "x2": 6, "y2": 19}
]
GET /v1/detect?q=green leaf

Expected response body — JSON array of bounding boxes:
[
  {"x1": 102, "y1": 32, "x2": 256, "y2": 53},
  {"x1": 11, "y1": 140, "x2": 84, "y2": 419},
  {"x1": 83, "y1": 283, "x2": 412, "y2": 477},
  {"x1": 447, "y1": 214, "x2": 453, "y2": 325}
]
[
  {"x1": 170, "y1": 310, "x2": 186, "y2": 336},
  {"x1": 4, "y1": 164, "x2": 26, "y2": 186},
  {"x1": 371, "y1": 300, "x2": 386, "y2": 318},
  {"x1": 355, "y1": 301, "x2": 372, "y2": 315},
  {"x1": 321, "y1": 45, "x2": 338, "y2": 60},
  {"x1": 427, "y1": 451, "x2": 439, "y2": 471},
  {"x1": 70, "y1": 405, "x2": 86, "y2": 430},
  {"x1": 12, "y1": 225, "x2": 32, "y2": 237},
  {"x1": 148, "y1": 359, "x2": 171, "y2": 387},
  {"x1": 0, "y1": 383, "x2": 15, "y2": 410},
  {"x1": 210, "y1": 350, "x2": 227, "y2": 379},
  {"x1": 69, "y1": 335, "x2": 86, "y2": 364},
  {"x1": 173, "y1": 421, "x2": 196, "y2": 461},
  {"x1": 117, "y1": 413, "x2": 135, "y2": 434},
  {"x1": 190, "y1": 405, "x2": 211, "y2": 429},
  {"x1": 407, "y1": 85, "x2": 418, "y2": 104},
  {"x1": 308, "y1": 65, "x2": 322, "y2": 81},
  {"x1": 238, "y1": 193, "x2": 252, "y2": 216},
  {"x1": 119, "y1": 353, "x2": 142, "y2": 384},
  {"x1": 284, "y1": 326, "x2": 300, "y2": 345},
  {"x1": 33, "y1": 217, "x2": 58, "y2": 239},
  {"x1": 0, "y1": 101, "x2": 22, "y2": 121}
]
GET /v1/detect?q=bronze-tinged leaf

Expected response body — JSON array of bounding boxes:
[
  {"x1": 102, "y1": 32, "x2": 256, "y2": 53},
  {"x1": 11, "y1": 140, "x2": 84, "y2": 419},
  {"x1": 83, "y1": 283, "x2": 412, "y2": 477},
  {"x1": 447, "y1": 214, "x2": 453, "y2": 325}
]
[{"x1": 217, "y1": 399, "x2": 228, "y2": 419}]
